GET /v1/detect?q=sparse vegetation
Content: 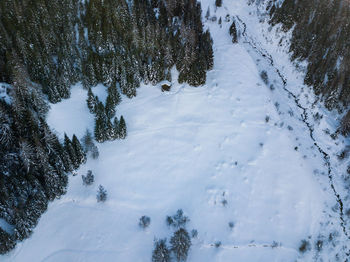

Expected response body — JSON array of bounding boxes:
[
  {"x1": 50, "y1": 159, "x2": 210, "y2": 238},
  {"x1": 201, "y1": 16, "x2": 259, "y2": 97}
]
[
  {"x1": 82, "y1": 170, "x2": 94, "y2": 186},
  {"x1": 96, "y1": 185, "x2": 107, "y2": 202},
  {"x1": 299, "y1": 239, "x2": 311, "y2": 253},
  {"x1": 166, "y1": 209, "x2": 190, "y2": 229},
  {"x1": 139, "y1": 216, "x2": 151, "y2": 229}
]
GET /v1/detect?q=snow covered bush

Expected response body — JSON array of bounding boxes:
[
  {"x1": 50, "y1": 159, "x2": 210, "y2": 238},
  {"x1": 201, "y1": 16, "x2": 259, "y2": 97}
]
[
  {"x1": 191, "y1": 229, "x2": 198, "y2": 238},
  {"x1": 170, "y1": 228, "x2": 191, "y2": 262},
  {"x1": 82, "y1": 170, "x2": 94, "y2": 186},
  {"x1": 228, "y1": 221, "x2": 234, "y2": 229},
  {"x1": 299, "y1": 239, "x2": 311, "y2": 253},
  {"x1": 166, "y1": 209, "x2": 190, "y2": 229},
  {"x1": 139, "y1": 216, "x2": 151, "y2": 229},
  {"x1": 214, "y1": 241, "x2": 222, "y2": 248},
  {"x1": 96, "y1": 185, "x2": 107, "y2": 202},
  {"x1": 152, "y1": 239, "x2": 171, "y2": 262},
  {"x1": 260, "y1": 71, "x2": 269, "y2": 85}
]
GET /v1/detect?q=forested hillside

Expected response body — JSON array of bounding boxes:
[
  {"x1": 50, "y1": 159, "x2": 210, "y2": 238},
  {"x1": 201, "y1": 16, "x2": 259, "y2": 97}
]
[
  {"x1": 0, "y1": 0, "x2": 213, "y2": 253},
  {"x1": 268, "y1": 0, "x2": 350, "y2": 115}
]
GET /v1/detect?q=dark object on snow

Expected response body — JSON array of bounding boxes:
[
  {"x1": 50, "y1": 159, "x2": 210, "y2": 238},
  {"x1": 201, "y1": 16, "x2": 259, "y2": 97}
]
[
  {"x1": 170, "y1": 228, "x2": 191, "y2": 262},
  {"x1": 166, "y1": 209, "x2": 190, "y2": 229},
  {"x1": 161, "y1": 84, "x2": 171, "y2": 92},
  {"x1": 229, "y1": 21, "x2": 238, "y2": 43},
  {"x1": 215, "y1": 0, "x2": 222, "y2": 8},
  {"x1": 96, "y1": 185, "x2": 107, "y2": 202},
  {"x1": 82, "y1": 170, "x2": 94, "y2": 186},
  {"x1": 152, "y1": 239, "x2": 171, "y2": 262},
  {"x1": 214, "y1": 241, "x2": 222, "y2": 248},
  {"x1": 299, "y1": 239, "x2": 311, "y2": 253},
  {"x1": 139, "y1": 216, "x2": 151, "y2": 229}
]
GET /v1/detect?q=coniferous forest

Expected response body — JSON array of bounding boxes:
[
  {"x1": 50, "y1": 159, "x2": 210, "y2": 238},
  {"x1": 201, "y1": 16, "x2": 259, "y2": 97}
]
[{"x1": 0, "y1": 0, "x2": 213, "y2": 253}]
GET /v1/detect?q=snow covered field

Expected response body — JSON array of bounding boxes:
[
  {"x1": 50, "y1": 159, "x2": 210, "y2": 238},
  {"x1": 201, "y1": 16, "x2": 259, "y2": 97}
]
[{"x1": 3, "y1": 1, "x2": 349, "y2": 261}]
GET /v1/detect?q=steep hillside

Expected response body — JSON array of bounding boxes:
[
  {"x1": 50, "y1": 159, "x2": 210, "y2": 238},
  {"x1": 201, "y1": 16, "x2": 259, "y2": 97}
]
[{"x1": 268, "y1": 0, "x2": 350, "y2": 114}]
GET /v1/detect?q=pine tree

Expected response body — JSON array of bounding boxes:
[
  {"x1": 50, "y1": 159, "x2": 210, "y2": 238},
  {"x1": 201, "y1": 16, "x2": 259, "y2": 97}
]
[
  {"x1": 112, "y1": 117, "x2": 120, "y2": 140},
  {"x1": 152, "y1": 239, "x2": 171, "y2": 262},
  {"x1": 107, "y1": 83, "x2": 121, "y2": 107},
  {"x1": 96, "y1": 185, "x2": 107, "y2": 202},
  {"x1": 118, "y1": 115, "x2": 127, "y2": 139},
  {"x1": 94, "y1": 116, "x2": 105, "y2": 143},
  {"x1": 170, "y1": 228, "x2": 191, "y2": 262},
  {"x1": 64, "y1": 133, "x2": 77, "y2": 169},
  {"x1": 205, "y1": 7, "x2": 210, "y2": 20},
  {"x1": 229, "y1": 21, "x2": 238, "y2": 43},
  {"x1": 72, "y1": 134, "x2": 87, "y2": 167},
  {"x1": 105, "y1": 94, "x2": 116, "y2": 119},
  {"x1": 87, "y1": 87, "x2": 98, "y2": 114}
]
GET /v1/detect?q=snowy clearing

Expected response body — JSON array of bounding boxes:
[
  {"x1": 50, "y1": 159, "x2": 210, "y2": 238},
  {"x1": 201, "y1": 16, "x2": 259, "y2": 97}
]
[{"x1": 3, "y1": 1, "x2": 349, "y2": 261}]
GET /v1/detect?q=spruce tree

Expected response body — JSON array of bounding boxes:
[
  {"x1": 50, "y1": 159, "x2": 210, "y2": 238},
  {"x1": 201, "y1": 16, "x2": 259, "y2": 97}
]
[
  {"x1": 112, "y1": 117, "x2": 120, "y2": 140},
  {"x1": 105, "y1": 94, "x2": 116, "y2": 119},
  {"x1": 72, "y1": 134, "x2": 87, "y2": 167},
  {"x1": 152, "y1": 239, "x2": 171, "y2": 262},
  {"x1": 94, "y1": 117, "x2": 105, "y2": 143},
  {"x1": 170, "y1": 228, "x2": 191, "y2": 262},
  {"x1": 229, "y1": 21, "x2": 238, "y2": 43},
  {"x1": 64, "y1": 133, "x2": 77, "y2": 169},
  {"x1": 118, "y1": 115, "x2": 127, "y2": 139},
  {"x1": 87, "y1": 87, "x2": 98, "y2": 114}
]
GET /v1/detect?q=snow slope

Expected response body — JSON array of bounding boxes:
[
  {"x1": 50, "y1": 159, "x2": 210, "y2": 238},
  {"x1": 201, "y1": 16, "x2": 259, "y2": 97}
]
[{"x1": 3, "y1": 1, "x2": 349, "y2": 261}]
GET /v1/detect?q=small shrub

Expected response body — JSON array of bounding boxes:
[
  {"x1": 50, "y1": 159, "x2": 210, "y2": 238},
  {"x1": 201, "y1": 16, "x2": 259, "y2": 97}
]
[
  {"x1": 191, "y1": 229, "x2": 198, "y2": 238},
  {"x1": 228, "y1": 221, "x2": 234, "y2": 229},
  {"x1": 260, "y1": 71, "x2": 269, "y2": 84},
  {"x1": 139, "y1": 216, "x2": 151, "y2": 229},
  {"x1": 214, "y1": 241, "x2": 222, "y2": 248},
  {"x1": 221, "y1": 199, "x2": 228, "y2": 206},
  {"x1": 166, "y1": 209, "x2": 190, "y2": 229},
  {"x1": 315, "y1": 239, "x2": 323, "y2": 252},
  {"x1": 271, "y1": 241, "x2": 279, "y2": 248},
  {"x1": 299, "y1": 239, "x2": 311, "y2": 253},
  {"x1": 265, "y1": 116, "x2": 270, "y2": 123},
  {"x1": 82, "y1": 170, "x2": 94, "y2": 186},
  {"x1": 96, "y1": 185, "x2": 107, "y2": 202}
]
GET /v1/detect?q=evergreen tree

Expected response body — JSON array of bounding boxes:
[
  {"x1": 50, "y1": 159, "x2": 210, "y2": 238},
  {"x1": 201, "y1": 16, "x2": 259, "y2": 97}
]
[
  {"x1": 152, "y1": 239, "x2": 171, "y2": 262},
  {"x1": 96, "y1": 185, "x2": 107, "y2": 202},
  {"x1": 112, "y1": 117, "x2": 120, "y2": 140},
  {"x1": 118, "y1": 115, "x2": 127, "y2": 139},
  {"x1": 170, "y1": 228, "x2": 191, "y2": 262},
  {"x1": 229, "y1": 21, "x2": 238, "y2": 43},
  {"x1": 94, "y1": 116, "x2": 105, "y2": 143},
  {"x1": 64, "y1": 133, "x2": 77, "y2": 169},
  {"x1": 72, "y1": 134, "x2": 87, "y2": 167},
  {"x1": 105, "y1": 94, "x2": 116, "y2": 119},
  {"x1": 87, "y1": 87, "x2": 98, "y2": 114}
]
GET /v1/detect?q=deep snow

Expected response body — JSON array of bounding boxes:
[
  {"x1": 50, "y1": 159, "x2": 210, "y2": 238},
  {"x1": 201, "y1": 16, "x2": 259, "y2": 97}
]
[{"x1": 3, "y1": 1, "x2": 349, "y2": 261}]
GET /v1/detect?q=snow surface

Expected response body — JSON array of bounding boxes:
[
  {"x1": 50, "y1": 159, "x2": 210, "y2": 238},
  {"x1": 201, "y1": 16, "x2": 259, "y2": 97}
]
[{"x1": 3, "y1": 1, "x2": 349, "y2": 261}]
